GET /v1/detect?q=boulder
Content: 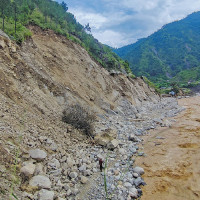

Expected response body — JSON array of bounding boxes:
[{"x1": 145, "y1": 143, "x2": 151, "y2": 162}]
[
  {"x1": 124, "y1": 182, "x2": 132, "y2": 188},
  {"x1": 79, "y1": 164, "x2": 86, "y2": 172},
  {"x1": 132, "y1": 173, "x2": 139, "y2": 178},
  {"x1": 29, "y1": 175, "x2": 51, "y2": 189},
  {"x1": 29, "y1": 149, "x2": 47, "y2": 161},
  {"x1": 20, "y1": 163, "x2": 36, "y2": 178},
  {"x1": 69, "y1": 172, "x2": 78, "y2": 179},
  {"x1": 129, "y1": 134, "x2": 140, "y2": 142},
  {"x1": 34, "y1": 163, "x2": 44, "y2": 175},
  {"x1": 118, "y1": 148, "x2": 126, "y2": 155},
  {"x1": 129, "y1": 187, "x2": 138, "y2": 198},
  {"x1": 66, "y1": 157, "x2": 75, "y2": 167},
  {"x1": 133, "y1": 166, "x2": 144, "y2": 175},
  {"x1": 80, "y1": 176, "x2": 88, "y2": 184},
  {"x1": 38, "y1": 189, "x2": 54, "y2": 200},
  {"x1": 107, "y1": 139, "x2": 119, "y2": 150},
  {"x1": 94, "y1": 135, "x2": 110, "y2": 146},
  {"x1": 94, "y1": 128, "x2": 117, "y2": 146},
  {"x1": 134, "y1": 177, "x2": 146, "y2": 187},
  {"x1": 48, "y1": 158, "x2": 60, "y2": 169}
]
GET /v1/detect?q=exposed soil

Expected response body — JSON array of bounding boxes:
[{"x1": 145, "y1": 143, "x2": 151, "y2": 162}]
[{"x1": 136, "y1": 96, "x2": 200, "y2": 200}]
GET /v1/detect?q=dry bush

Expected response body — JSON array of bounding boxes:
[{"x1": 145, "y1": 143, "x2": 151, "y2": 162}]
[{"x1": 62, "y1": 104, "x2": 96, "y2": 136}]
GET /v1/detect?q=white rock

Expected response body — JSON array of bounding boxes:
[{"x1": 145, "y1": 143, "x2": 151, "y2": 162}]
[
  {"x1": 124, "y1": 182, "x2": 132, "y2": 188},
  {"x1": 66, "y1": 157, "x2": 75, "y2": 167},
  {"x1": 38, "y1": 189, "x2": 54, "y2": 200},
  {"x1": 69, "y1": 172, "x2": 78, "y2": 179},
  {"x1": 129, "y1": 134, "x2": 140, "y2": 142},
  {"x1": 29, "y1": 149, "x2": 47, "y2": 161},
  {"x1": 64, "y1": 184, "x2": 70, "y2": 191},
  {"x1": 83, "y1": 169, "x2": 92, "y2": 176},
  {"x1": 107, "y1": 139, "x2": 119, "y2": 149},
  {"x1": 133, "y1": 173, "x2": 139, "y2": 178},
  {"x1": 48, "y1": 158, "x2": 60, "y2": 169},
  {"x1": 119, "y1": 148, "x2": 126, "y2": 155},
  {"x1": 35, "y1": 163, "x2": 44, "y2": 175},
  {"x1": 71, "y1": 188, "x2": 79, "y2": 195},
  {"x1": 20, "y1": 163, "x2": 35, "y2": 178},
  {"x1": 79, "y1": 164, "x2": 86, "y2": 172},
  {"x1": 57, "y1": 198, "x2": 65, "y2": 200},
  {"x1": 133, "y1": 166, "x2": 144, "y2": 175},
  {"x1": 97, "y1": 154, "x2": 104, "y2": 160},
  {"x1": 80, "y1": 176, "x2": 88, "y2": 184},
  {"x1": 66, "y1": 189, "x2": 72, "y2": 196},
  {"x1": 22, "y1": 192, "x2": 34, "y2": 199},
  {"x1": 29, "y1": 175, "x2": 51, "y2": 189},
  {"x1": 129, "y1": 187, "x2": 138, "y2": 198}
]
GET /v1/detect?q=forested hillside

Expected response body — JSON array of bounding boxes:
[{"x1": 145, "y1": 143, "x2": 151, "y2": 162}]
[
  {"x1": 0, "y1": 0, "x2": 132, "y2": 74},
  {"x1": 115, "y1": 12, "x2": 200, "y2": 88}
]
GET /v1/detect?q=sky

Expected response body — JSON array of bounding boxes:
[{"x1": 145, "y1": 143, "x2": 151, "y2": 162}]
[{"x1": 57, "y1": 0, "x2": 200, "y2": 48}]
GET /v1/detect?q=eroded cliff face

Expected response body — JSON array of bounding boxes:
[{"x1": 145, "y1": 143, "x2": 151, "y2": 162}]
[
  {"x1": 0, "y1": 26, "x2": 159, "y2": 199},
  {"x1": 0, "y1": 26, "x2": 158, "y2": 118}
]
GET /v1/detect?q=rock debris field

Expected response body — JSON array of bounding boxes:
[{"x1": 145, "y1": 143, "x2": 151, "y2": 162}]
[{"x1": 0, "y1": 97, "x2": 184, "y2": 200}]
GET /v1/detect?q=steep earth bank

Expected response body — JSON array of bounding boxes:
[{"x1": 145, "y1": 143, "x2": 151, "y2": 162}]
[
  {"x1": 0, "y1": 27, "x2": 183, "y2": 200},
  {"x1": 136, "y1": 95, "x2": 200, "y2": 200}
]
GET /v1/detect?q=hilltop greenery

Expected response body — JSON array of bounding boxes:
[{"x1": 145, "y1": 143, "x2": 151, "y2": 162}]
[
  {"x1": 0, "y1": 0, "x2": 133, "y2": 74},
  {"x1": 114, "y1": 11, "x2": 200, "y2": 88}
]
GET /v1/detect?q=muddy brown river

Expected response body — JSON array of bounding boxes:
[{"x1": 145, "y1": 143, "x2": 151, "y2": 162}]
[{"x1": 136, "y1": 96, "x2": 200, "y2": 200}]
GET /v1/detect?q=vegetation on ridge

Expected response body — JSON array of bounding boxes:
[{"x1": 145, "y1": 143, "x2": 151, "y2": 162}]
[
  {"x1": 114, "y1": 11, "x2": 200, "y2": 88},
  {"x1": 0, "y1": 0, "x2": 133, "y2": 74}
]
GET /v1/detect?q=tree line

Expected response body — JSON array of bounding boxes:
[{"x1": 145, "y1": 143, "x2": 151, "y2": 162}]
[{"x1": 0, "y1": 0, "x2": 133, "y2": 74}]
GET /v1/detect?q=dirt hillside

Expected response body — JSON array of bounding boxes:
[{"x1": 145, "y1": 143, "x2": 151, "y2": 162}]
[{"x1": 0, "y1": 26, "x2": 159, "y2": 199}]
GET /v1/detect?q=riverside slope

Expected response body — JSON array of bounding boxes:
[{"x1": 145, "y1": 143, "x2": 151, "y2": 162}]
[{"x1": 136, "y1": 95, "x2": 200, "y2": 200}]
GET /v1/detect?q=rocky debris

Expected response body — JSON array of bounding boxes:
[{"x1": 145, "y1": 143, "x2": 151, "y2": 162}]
[
  {"x1": 29, "y1": 149, "x2": 47, "y2": 161},
  {"x1": 38, "y1": 189, "x2": 54, "y2": 200},
  {"x1": 1, "y1": 97, "x2": 182, "y2": 200},
  {"x1": 29, "y1": 175, "x2": 51, "y2": 189}
]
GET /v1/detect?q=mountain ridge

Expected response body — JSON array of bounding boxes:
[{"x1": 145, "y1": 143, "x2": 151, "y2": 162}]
[{"x1": 114, "y1": 11, "x2": 200, "y2": 87}]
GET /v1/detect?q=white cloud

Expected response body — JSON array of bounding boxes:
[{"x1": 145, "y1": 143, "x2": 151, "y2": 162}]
[
  {"x1": 69, "y1": 8, "x2": 107, "y2": 30},
  {"x1": 67, "y1": 0, "x2": 200, "y2": 47},
  {"x1": 121, "y1": 0, "x2": 161, "y2": 11},
  {"x1": 93, "y1": 30, "x2": 132, "y2": 48}
]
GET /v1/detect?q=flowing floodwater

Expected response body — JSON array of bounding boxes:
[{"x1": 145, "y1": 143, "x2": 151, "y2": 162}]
[{"x1": 136, "y1": 96, "x2": 200, "y2": 200}]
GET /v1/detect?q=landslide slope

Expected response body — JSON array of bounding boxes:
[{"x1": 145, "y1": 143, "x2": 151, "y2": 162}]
[{"x1": 0, "y1": 26, "x2": 158, "y2": 199}]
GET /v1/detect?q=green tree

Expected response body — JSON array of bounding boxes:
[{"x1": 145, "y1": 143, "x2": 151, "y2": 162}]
[
  {"x1": 85, "y1": 23, "x2": 91, "y2": 32},
  {"x1": 171, "y1": 82, "x2": 179, "y2": 94},
  {"x1": 0, "y1": 0, "x2": 10, "y2": 31},
  {"x1": 61, "y1": 1, "x2": 68, "y2": 12}
]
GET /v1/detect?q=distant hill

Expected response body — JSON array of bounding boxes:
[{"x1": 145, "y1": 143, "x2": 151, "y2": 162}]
[{"x1": 115, "y1": 12, "x2": 200, "y2": 87}]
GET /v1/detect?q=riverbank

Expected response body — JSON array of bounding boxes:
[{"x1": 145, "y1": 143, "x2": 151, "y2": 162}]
[{"x1": 136, "y1": 96, "x2": 200, "y2": 200}]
